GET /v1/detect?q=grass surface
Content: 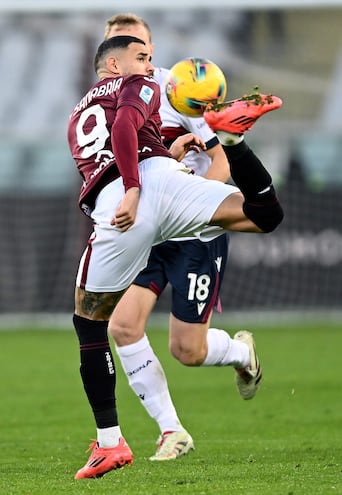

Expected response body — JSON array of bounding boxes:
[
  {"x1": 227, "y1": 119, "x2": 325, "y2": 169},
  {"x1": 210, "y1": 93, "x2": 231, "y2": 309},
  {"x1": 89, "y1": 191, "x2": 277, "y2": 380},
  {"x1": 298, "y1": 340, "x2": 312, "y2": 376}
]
[{"x1": 0, "y1": 322, "x2": 341, "y2": 494}]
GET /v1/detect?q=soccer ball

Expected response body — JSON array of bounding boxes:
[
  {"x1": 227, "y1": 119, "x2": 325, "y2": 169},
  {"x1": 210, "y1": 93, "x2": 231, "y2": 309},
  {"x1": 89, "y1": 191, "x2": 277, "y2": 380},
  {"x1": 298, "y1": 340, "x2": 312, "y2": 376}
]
[{"x1": 165, "y1": 57, "x2": 227, "y2": 117}]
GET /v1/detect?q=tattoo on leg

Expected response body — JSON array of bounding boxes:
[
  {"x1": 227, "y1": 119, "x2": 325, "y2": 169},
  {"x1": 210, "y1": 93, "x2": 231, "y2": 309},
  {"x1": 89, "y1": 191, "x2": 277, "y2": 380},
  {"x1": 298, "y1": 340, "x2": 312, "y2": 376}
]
[{"x1": 75, "y1": 288, "x2": 125, "y2": 320}]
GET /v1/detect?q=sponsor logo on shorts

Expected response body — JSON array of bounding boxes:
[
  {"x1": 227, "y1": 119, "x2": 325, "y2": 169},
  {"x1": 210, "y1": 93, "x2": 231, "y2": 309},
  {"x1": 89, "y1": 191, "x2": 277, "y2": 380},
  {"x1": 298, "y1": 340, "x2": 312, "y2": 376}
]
[
  {"x1": 215, "y1": 256, "x2": 222, "y2": 272},
  {"x1": 197, "y1": 302, "x2": 206, "y2": 315}
]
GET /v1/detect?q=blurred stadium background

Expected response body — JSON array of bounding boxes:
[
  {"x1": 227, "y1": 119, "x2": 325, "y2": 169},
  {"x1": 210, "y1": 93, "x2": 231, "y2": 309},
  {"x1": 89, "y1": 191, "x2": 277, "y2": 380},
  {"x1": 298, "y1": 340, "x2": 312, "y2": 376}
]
[{"x1": 1, "y1": 0, "x2": 342, "y2": 326}]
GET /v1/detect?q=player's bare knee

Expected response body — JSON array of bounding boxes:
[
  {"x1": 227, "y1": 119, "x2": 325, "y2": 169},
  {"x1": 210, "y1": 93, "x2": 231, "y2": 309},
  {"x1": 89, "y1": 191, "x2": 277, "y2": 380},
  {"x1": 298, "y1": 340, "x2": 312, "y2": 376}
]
[
  {"x1": 243, "y1": 197, "x2": 284, "y2": 233},
  {"x1": 109, "y1": 318, "x2": 143, "y2": 346},
  {"x1": 169, "y1": 343, "x2": 205, "y2": 366},
  {"x1": 179, "y1": 352, "x2": 205, "y2": 366},
  {"x1": 108, "y1": 319, "x2": 128, "y2": 344}
]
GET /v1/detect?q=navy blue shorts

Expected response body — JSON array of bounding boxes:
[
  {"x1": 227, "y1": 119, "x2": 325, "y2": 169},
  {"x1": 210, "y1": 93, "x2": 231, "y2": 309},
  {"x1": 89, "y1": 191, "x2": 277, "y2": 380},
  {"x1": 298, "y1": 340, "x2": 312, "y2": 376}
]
[{"x1": 133, "y1": 234, "x2": 229, "y2": 323}]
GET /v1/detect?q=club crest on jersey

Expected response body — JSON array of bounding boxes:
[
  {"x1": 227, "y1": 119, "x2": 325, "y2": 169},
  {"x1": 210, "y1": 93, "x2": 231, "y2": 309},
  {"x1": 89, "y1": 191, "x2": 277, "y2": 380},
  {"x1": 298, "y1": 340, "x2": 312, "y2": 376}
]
[{"x1": 139, "y1": 85, "x2": 154, "y2": 104}]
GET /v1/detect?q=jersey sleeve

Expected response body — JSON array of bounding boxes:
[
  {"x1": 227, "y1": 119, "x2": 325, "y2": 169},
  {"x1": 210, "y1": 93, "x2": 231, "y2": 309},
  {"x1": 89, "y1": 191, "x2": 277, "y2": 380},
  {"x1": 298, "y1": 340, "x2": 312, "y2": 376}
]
[
  {"x1": 111, "y1": 105, "x2": 145, "y2": 191},
  {"x1": 117, "y1": 75, "x2": 161, "y2": 120},
  {"x1": 111, "y1": 76, "x2": 162, "y2": 191}
]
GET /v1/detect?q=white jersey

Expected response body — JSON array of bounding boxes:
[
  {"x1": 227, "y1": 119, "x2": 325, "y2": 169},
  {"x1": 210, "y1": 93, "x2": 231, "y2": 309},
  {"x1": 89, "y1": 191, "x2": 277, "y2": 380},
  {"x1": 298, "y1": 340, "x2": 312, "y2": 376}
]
[{"x1": 153, "y1": 67, "x2": 219, "y2": 177}]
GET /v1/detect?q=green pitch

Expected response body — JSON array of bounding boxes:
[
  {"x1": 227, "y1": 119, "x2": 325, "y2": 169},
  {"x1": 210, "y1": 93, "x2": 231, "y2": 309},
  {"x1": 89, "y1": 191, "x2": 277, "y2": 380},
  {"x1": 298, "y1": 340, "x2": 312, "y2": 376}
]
[{"x1": 0, "y1": 321, "x2": 341, "y2": 495}]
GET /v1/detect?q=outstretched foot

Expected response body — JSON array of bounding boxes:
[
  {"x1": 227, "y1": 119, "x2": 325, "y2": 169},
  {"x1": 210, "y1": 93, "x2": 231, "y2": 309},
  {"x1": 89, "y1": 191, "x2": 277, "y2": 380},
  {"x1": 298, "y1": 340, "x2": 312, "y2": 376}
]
[{"x1": 204, "y1": 89, "x2": 282, "y2": 135}]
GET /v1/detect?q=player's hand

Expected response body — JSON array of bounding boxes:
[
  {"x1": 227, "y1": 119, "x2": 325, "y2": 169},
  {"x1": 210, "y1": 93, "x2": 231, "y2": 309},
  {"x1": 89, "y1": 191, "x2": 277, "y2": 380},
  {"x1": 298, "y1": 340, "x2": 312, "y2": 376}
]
[
  {"x1": 170, "y1": 133, "x2": 207, "y2": 162},
  {"x1": 111, "y1": 187, "x2": 140, "y2": 231}
]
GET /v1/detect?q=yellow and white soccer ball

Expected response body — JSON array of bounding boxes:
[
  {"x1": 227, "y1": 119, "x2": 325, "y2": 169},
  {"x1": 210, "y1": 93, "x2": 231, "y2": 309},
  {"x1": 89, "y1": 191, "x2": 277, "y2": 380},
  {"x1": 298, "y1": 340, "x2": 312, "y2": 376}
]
[{"x1": 165, "y1": 57, "x2": 227, "y2": 117}]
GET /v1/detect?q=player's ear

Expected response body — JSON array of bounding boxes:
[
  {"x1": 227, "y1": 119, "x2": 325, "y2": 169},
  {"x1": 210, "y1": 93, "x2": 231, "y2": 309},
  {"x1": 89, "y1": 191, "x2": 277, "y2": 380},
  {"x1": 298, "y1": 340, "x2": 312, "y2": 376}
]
[{"x1": 107, "y1": 56, "x2": 118, "y2": 73}]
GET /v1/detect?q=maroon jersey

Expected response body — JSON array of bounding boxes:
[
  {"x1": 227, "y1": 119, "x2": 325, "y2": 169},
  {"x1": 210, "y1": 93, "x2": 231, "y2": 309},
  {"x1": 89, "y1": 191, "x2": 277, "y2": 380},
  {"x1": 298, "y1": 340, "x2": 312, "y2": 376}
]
[{"x1": 67, "y1": 74, "x2": 172, "y2": 216}]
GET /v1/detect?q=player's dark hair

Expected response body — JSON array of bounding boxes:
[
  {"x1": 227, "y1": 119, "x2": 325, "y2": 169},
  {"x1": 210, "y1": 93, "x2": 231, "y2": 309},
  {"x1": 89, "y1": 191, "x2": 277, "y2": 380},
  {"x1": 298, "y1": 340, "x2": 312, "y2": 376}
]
[{"x1": 94, "y1": 35, "x2": 146, "y2": 73}]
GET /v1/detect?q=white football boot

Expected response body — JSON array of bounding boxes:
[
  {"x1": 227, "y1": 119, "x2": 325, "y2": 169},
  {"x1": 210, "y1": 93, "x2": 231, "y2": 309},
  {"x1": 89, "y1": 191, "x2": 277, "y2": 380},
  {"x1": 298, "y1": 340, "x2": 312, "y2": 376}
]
[
  {"x1": 149, "y1": 430, "x2": 194, "y2": 461},
  {"x1": 234, "y1": 330, "x2": 262, "y2": 400}
]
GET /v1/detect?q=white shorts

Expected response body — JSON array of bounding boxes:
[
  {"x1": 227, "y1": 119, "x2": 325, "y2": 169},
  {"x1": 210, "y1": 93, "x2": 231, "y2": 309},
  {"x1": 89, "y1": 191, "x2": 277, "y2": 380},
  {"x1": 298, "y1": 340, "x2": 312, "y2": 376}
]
[{"x1": 76, "y1": 156, "x2": 238, "y2": 292}]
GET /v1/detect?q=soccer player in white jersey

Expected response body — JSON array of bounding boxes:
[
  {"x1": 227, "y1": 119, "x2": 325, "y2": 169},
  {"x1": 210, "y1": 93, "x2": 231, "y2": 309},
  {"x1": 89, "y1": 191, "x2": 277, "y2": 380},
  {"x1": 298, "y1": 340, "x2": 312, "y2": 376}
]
[
  {"x1": 68, "y1": 34, "x2": 283, "y2": 478},
  {"x1": 103, "y1": 14, "x2": 283, "y2": 461}
]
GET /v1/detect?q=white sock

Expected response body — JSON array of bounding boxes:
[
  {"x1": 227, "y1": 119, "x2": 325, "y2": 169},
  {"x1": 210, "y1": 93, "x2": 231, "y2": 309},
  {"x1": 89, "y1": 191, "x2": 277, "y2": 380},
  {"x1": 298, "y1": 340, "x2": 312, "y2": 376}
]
[
  {"x1": 97, "y1": 425, "x2": 122, "y2": 448},
  {"x1": 116, "y1": 335, "x2": 183, "y2": 433},
  {"x1": 216, "y1": 131, "x2": 245, "y2": 146},
  {"x1": 202, "y1": 328, "x2": 249, "y2": 368}
]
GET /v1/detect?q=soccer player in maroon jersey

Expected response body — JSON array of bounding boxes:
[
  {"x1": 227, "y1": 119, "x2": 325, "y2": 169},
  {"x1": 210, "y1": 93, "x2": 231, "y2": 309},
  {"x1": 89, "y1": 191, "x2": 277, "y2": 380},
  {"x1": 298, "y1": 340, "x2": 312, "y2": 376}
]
[{"x1": 67, "y1": 35, "x2": 283, "y2": 478}]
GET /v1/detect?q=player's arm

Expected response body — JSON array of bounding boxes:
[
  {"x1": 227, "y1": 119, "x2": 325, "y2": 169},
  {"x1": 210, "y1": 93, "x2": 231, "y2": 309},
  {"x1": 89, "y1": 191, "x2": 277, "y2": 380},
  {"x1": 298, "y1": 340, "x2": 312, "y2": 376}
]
[
  {"x1": 177, "y1": 113, "x2": 230, "y2": 183},
  {"x1": 110, "y1": 105, "x2": 144, "y2": 230},
  {"x1": 169, "y1": 132, "x2": 206, "y2": 162},
  {"x1": 112, "y1": 186, "x2": 140, "y2": 231},
  {"x1": 111, "y1": 76, "x2": 160, "y2": 231},
  {"x1": 203, "y1": 142, "x2": 230, "y2": 183}
]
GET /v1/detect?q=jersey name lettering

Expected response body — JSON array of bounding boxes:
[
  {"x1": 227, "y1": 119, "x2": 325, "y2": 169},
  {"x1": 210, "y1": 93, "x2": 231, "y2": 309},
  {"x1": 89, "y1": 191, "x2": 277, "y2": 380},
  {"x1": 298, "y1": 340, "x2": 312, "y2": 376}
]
[{"x1": 72, "y1": 78, "x2": 123, "y2": 115}]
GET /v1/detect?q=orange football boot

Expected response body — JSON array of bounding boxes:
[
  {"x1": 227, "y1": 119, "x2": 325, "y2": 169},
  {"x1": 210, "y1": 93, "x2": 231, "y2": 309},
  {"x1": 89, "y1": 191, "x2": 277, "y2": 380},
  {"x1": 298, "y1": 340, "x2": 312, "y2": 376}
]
[
  {"x1": 204, "y1": 89, "x2": 282, "y2": 135},
  {"x1": 74, "y1": 437, "x2": 133, "y2": 479}
]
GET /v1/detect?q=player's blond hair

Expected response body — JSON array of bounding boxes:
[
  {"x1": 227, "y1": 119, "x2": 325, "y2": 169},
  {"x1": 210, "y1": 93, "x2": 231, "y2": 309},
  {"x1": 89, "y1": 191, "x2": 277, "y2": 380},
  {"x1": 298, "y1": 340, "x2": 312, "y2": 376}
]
[{"x1": 104, "y1": 13, "x2": 152, "y2": 42}]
